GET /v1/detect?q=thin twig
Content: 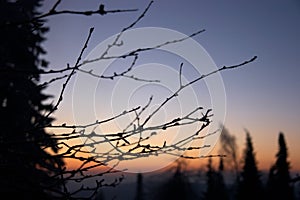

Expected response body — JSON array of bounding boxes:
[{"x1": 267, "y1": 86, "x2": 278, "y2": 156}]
[{"x1": 45, "y1": 27, "x2": 94, "y2": 118}]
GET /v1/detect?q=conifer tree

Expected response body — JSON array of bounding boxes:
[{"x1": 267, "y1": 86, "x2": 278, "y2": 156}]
[
  {"x1": 203, "y1": 157, "x2": 229, "y2": 200},
  {"x1": 135, "y1": 173, "x2": 144, "y2": 200},
  {"x1": 155, "y1": 160, "x2": 196, "y2": 200},
  {"x1": 217, "y1": 157, "x2": 229, "y2": 200},
  {"x1": 267, "y1": 132, "x2": 294, "y2": 200},
  {"x1": 204, "y1": 157, "x2": 215, "y2": 200},
  {"x1": 0, "y1": 0, "x2": 64, "y2": 198},
  {"x1": 236, "y1": 131, "x2": 263, "y2": 200}
]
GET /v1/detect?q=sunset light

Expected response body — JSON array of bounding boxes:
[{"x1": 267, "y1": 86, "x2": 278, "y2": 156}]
[{"x1": 1, "y1": 0, "x2": 299, "y2": 199}]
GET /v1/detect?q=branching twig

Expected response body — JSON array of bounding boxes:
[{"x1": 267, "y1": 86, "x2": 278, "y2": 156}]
[
  {"x1": 6, "y1": 0, "x2": 258, "y2": 198},
  {"x1": 1, "y1": 1, "x2": 138, "y2": 27},
  {"x1": 45, "y1": 27, "x2": 94, "y2": 118}
]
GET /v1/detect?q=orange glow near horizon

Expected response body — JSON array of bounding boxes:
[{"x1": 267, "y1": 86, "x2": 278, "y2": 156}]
[
  {"x1": 50, "y1": 98, "x2": 300, "y2": 174},
  {"x1": 50, "y1": 114, "x2": 300, "y2": 174},
  {"x1": 58, "y1": 133, "x2": 300, "y2": 175}
]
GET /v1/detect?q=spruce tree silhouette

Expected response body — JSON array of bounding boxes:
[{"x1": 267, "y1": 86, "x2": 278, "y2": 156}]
[
  {"x1": 236, "y1": 130, "x2": 263, "y2": 200},
  {"x1": 203, "y1": 157, "x2": 229, "y2": 200},
  {"x1": 155, "y1": 160, "x2": 197, "y2": 200},
  {"x1": 267, "y1": 132, "x2": 294, "y2": 200},
  {"x1": 159, "y1": 164, "x2": 188, "y2": 200},
  {"x1": 217, "y1": 157, "x2": 229, "y2": 200},
  {"x1": 0, "y1": 0, "x2": 64, "y2": 198},
  {"x1": 135, "y1": 173, "x2": 144, "y2": 200}
]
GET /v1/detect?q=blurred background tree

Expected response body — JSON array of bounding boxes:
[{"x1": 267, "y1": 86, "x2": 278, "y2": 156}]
[
  {"x1": 236, "y1": 130, "x2": 263, "y2": 200},
  {"x1": 219, "y1": 124, "x2": 239, "y2": 177},
  {"x1": 267, "y1": 132, "x2": 294, "y2": 200},
  {"x1": 203, "y1": 157, "x2": 229, "y2": 200},
  {"x1": 134, "y1": 173, "x2": 144, "y2": 200}
]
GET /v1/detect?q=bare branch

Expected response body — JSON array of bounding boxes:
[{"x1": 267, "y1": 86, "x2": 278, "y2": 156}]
[
  {"x1": 179, "y1": 62, "x2": 183, "y2": 88},
  {"x1": 45, "y1": 27, "x2": 94, "y2": 118},
  {"x1": 38, "y1": 74, "x2": 68, "y2": 88},
  {"x1": 1, "y1": 0, "x2": 259, "y2": 198},
  {"x1": 1, "y1": 2, "x2": 138, "y2": 27},
  {"x1": 47, "y1": 106, "x2": 141, "y2": 129}
]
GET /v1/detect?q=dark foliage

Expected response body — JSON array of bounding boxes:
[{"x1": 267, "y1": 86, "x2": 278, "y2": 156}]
[
  {"x1": 0, "y1": 0, "x2": 64, "y2": 198},
  {"x1": 203, "y1": 157, "x2": 229, "y2": 200},
  {"x1": 135, "y1": 173, "x2": 144, "y2": 200},
  {"x1": 154, "y1": 162, "x2": 197, "y2": 200},
  {"x1": 236, "y1": 131, "x2": 263, "y2": 200},
  {"x1": 267, "y1": 132, "x2": 294, "y2": 200}
]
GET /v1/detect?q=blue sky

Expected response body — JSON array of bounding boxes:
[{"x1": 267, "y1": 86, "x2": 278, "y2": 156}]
[{"x1": 40, "y1": 0, "x2": 300, "y2": 171}]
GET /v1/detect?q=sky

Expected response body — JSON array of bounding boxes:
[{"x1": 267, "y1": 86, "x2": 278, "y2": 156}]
[{"x1": 40, "y1": 0, "x2": 300, "y2": 172}]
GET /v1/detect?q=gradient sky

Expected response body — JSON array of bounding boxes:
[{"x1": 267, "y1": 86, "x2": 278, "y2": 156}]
[{"x1": 40, "y1": 0, "x2": 300, "y2": 172}]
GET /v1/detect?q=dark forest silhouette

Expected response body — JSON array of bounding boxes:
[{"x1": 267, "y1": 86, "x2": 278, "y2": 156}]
[
  {"x1": 123, "y1": 131, "x2": 299, "y2": 200},
  {"x1": 203, "y1": 157, "x2": 229, "y2": 200},
  {"x1": 91, "y1": 131, "x2": 299, "y2": 199},
  {"x1": 1, "y1": 0, "x2": 298, "y2": 199},
  {"x1": 0, "y1": 0, "x2": 65, "y2": 198}
]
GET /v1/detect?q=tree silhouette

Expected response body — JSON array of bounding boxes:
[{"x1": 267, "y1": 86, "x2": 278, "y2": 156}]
[
  {"x1": 203, "y1": 157, "x2": 229, "y2": 200},
  {"x1": 236, "y1": 130, "x2": 263, "y2": 200},
  {"x1": 217, "y1": 157, "x2": 229, "y2": 200},
  {"x1": 134, "y1": 173, "x2": 144, "y2": 200},
  {"x1": 267, "y1": 132, "x2": 294, "y2": 200},
  {"x1": 219, "y1": 124, "x2": 239, "y2": 178},
  {"x1": 154, "y1": 159, "x2": 197, "y2": 200},
  {"x1": 0, "y1": 0, "x2": 65, "y2": 198}
]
